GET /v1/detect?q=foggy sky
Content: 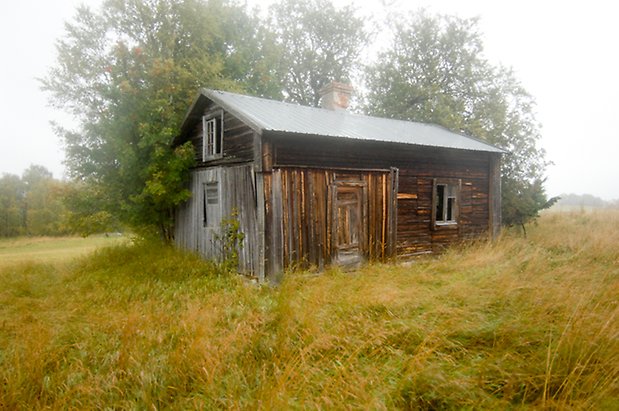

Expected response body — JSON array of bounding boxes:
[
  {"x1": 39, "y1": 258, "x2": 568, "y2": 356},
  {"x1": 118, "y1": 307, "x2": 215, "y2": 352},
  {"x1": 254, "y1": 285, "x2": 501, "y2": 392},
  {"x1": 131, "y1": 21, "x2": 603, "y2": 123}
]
[{"x1": 1, "y1": 0, "x2": 617, "y2": 200}]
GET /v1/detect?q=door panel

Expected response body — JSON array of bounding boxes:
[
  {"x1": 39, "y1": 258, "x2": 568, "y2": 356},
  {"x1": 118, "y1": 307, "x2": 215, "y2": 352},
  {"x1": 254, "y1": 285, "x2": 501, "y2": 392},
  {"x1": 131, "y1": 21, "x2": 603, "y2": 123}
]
[{"x1": 332, "y1": 183, "x2": 367, "y2": 266}]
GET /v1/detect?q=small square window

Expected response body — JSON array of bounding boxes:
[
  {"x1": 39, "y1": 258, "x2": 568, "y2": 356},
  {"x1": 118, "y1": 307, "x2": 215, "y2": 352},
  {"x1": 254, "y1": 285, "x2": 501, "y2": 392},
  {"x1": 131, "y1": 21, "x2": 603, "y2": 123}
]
[{"x1": 202, "y1": 112, "x2": 223, "y2": 161}]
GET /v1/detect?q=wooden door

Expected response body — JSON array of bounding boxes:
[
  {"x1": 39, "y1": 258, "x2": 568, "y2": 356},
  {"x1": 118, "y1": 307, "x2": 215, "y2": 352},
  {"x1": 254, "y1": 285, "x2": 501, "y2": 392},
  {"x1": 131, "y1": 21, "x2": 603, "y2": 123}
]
[{"x1": 332, "y1": 182, "x2": 367, "y2": 266}]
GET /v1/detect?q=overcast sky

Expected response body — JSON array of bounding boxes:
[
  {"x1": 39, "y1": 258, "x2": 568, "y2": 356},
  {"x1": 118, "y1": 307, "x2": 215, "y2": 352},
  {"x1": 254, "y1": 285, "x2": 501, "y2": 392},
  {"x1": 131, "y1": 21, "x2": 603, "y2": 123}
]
[{"x1": 1, "y1": 0, "x2": 618, "y2": 200}]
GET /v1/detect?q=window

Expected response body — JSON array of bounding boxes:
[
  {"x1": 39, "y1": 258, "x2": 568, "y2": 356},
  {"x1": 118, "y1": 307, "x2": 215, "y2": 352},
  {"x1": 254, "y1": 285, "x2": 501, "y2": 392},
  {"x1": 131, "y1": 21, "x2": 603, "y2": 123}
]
[
  {"x1": 202, "y1": 112, "x2": 223, "y2": 161},
  {"x1": 203, "y1": 181, "x2": 220, "y2": 227},
  {"x1": 433, "y1": 179, "x2": 460, "y2": 226}
]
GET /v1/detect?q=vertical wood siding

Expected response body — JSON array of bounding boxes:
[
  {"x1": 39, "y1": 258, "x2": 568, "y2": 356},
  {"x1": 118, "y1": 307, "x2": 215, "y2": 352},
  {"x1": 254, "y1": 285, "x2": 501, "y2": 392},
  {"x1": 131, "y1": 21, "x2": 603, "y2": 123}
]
[
  {"x1": 174, "y1": 164, "x2": 259, "y2": 276},
  {"x1": 264, "y1": 167, "x2": 397, "y2": 279}
]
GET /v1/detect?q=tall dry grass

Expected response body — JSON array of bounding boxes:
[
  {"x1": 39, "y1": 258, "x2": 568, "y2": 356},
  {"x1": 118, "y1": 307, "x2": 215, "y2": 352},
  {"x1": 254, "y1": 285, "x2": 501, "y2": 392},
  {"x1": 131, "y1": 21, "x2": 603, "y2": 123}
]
[{"x1": 0, "y1": 211, "x2": 617, "y2": 409}]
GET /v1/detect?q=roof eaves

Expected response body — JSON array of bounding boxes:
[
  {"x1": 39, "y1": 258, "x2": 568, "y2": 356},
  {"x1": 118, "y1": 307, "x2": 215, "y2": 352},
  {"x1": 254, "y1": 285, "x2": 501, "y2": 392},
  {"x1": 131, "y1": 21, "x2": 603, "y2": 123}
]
[
  {"x1": 203, "y1": 89, "x2": 266, "y2": 135},
  {"x1": 266, "y1": 129, "x2": 505, "y2": 154},
  {"x1": 173, "y1": 91, "x2": 209, "y2": 146},
  {"x1": 430, "y1": 123, "x2": 508, "y2": 154}
]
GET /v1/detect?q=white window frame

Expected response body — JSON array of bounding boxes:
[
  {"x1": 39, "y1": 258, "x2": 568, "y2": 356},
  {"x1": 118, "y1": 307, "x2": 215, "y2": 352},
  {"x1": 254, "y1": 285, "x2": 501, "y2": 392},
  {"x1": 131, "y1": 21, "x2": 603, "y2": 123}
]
[
  {"x1": 202, "y1": 111, "x2": 223, "y2": 161},
  {"x1": 432, "y1": 179, "x2": 461, "y2": 228}
]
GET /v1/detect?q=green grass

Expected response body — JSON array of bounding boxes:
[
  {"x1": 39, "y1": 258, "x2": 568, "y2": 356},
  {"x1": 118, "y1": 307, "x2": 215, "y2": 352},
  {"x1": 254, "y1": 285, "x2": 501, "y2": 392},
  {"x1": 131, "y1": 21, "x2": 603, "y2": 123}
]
[
  {"x1": 0, "y1": 212, "x2": 617, "y2": 409},
  {"x1": 0, "y1": 235, "x2": 127, "y2": 267}
]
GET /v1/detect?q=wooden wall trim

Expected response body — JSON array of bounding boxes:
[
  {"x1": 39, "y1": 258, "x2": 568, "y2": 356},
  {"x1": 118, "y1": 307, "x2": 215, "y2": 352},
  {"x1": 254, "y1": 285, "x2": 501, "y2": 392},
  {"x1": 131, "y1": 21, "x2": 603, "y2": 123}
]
[
  {"x1": 488, "y1": 154, "x2": 502, "y2": 239},
  {"x1": 253, "y1": 131, "x2": 266, "y2": 282},
  {"x1": 275, "y1": 164, "x2": 393, "y2": 173}
]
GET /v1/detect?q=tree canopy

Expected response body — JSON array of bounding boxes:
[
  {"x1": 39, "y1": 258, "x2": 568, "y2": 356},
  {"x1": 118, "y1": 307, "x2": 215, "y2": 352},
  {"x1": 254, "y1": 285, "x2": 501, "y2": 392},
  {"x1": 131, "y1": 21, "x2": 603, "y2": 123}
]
[
  {"x1": 365, "y1": 12, "x2": 555, "y2": 226},
  {"x1": 0, "y1": 166, "x2": 68, "y2": 237},
  {"x1": 42, "y1": 0, "x2": 276, "y2": 239},
  {"x1": 43, "y1": 1, "x2": 554, "y2": 238},
  {"x1": 269, "y1": 0, "x2": 368, "y2": 106},
  {"x1": 43, "y1": 0, "x2": 367, "y2": 238}
]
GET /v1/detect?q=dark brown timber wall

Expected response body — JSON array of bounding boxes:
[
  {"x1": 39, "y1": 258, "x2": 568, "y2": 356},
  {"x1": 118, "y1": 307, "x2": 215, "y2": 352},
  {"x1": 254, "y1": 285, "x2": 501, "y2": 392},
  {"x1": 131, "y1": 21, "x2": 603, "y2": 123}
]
[
  {"x1": 266, "y1": 132, "x2": 496, "y2": 258},
  {"x1": 187, "y1": 102, "x2": 255, "y2": 166},
  {"x1": 263, "y1": 167, "x2": 397, "y2": 280}
]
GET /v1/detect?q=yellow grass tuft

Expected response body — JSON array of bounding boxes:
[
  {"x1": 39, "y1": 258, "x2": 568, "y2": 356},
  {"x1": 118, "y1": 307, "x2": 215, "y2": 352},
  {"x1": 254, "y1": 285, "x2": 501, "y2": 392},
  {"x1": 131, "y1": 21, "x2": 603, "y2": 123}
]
[{"x1": 0, "y1": 211, "x2": 617, "y2": 409}]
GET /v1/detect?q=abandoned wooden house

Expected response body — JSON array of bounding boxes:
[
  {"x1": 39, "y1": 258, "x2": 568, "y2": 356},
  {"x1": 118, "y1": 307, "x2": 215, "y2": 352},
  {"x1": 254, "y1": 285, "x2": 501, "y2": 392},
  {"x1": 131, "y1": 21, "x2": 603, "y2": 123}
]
[{"x1": 173, "y1": 82, "x2": 505, "y2": 282}]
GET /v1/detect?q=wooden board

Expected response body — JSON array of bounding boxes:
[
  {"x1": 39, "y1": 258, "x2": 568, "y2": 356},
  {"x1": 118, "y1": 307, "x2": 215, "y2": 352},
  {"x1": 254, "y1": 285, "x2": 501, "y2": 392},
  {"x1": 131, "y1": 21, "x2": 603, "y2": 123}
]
[
  {"x1": 264, "y1": 167, "x2": 398, "y2": 277},
  {"x1": 174, "y1": 164, "x2": 260, "y2": 276}
]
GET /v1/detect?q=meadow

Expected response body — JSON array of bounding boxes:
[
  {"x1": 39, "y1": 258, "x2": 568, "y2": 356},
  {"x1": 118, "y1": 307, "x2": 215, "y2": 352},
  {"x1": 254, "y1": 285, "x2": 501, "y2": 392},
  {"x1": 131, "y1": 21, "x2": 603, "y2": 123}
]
[
  {"x1": 0, "y1": 235, "x2": 126, "y2": 267},
  {"x1": 0, "y1": 211, "x2": 617, "y2": 409}
]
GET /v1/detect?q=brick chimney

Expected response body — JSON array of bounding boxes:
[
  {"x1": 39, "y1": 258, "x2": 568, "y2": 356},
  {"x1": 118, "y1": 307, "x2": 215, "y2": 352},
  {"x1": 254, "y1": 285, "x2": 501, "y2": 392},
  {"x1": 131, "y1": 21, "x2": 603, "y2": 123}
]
[{"x1": 318, "y1": 81, "x2": 354, "y2": 110}]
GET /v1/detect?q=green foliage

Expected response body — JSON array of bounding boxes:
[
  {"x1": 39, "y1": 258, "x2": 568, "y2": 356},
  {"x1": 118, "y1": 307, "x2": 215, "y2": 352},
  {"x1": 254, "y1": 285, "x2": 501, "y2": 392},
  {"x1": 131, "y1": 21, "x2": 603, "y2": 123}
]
[
  {"x1": 0, "y1": 173, "x2": 24, "y2": 237},
  {"x1": 61, "y1": 181, "x2": 120, "y2": 237},
  {"x1": 44, "y1": 1, "x2": 557, "y2": 237},
  {"x1": 214, "y1": 209, "x2": 245, "y2": 274},
  {"x1": 503, "y1": 178, "x2": 559, "y2": 236},
  {"x1": 22, "y1": 166, "x2": 68, "y2": 236},
  {"x1": 365, "y1": 12, "x2": 551, "y2": 227},
  {"x1": 0, "y1": 166, "x2": 68, "y2": 237},
  {"x1": 130, "y1": 142, "x2": 195, "y2": 240},
  {"x1": 269, "y1": 0, "x2": 369, "y2": 106},
  {"x1": 42, "y1": 0, "x2": 273, "y2": 238}
]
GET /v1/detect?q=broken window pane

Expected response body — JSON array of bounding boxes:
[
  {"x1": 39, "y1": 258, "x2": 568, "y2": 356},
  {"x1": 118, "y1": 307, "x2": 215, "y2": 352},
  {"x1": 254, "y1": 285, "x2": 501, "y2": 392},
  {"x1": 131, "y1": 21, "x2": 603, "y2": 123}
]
[
  {"x1": 203, "y1": 181, "x2": 220, "y2": 227},
  {"x1": 435, "y1": 181, "x2": 458, "y2": 224},
  {"x1": 436, "y1": 184, "x2": 445, "y2": 222}
]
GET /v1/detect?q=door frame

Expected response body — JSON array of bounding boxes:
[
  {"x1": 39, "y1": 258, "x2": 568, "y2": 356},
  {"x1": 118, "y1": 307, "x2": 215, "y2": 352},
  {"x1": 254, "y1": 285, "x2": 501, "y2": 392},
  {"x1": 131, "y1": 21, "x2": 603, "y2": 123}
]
[{"x1": 330, "y1": 180, "x2": 368, "y2": 266}]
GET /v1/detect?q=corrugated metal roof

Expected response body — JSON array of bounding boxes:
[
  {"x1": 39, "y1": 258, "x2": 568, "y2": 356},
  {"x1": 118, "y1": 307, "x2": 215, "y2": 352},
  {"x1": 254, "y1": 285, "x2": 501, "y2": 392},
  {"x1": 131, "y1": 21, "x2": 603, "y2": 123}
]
[{"x1": 202, "y1": 89, "x2": 506, "y2": 154}]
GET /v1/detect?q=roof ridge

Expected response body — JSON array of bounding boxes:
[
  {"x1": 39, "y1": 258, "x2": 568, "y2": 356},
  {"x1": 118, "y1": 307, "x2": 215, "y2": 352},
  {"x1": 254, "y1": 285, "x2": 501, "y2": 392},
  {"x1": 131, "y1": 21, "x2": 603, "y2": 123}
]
[{"x1": 197, "y1": 89, "x2": 506, "y2": 154}]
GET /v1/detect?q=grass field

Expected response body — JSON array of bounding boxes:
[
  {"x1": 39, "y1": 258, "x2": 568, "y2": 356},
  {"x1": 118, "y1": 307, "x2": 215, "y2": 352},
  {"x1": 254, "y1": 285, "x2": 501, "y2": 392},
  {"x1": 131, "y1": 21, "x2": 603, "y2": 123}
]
[
  {"x1": 0, "y1": 235, "x2": 127, "y2": 267},
  {"x1": 0, "y1": 212, "x2": 617, "y2": 409}
]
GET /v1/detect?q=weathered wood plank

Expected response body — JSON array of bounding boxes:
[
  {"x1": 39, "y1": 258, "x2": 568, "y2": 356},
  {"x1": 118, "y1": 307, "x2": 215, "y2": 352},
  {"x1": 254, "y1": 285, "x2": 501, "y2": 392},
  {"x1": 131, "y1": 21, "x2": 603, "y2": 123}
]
[{"x1": 174, "y1": 164, "x2": 260, "y2": 276}]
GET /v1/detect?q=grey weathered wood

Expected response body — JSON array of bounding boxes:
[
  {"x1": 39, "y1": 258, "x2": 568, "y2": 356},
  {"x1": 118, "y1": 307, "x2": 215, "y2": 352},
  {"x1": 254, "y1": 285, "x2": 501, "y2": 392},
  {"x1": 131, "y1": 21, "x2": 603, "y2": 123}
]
[
  {"x1": 174, "y1": 164, "x2": 260, "y2": 276},
  {"x1": 269, "y1": 169, "x2": 284, "y2": 282},
  {"x1": 253, "y1": 129, "x2": 266, "y2": 282},
  {"x1": 488, "y1": 153, "x2": 502, "y2": 240}
]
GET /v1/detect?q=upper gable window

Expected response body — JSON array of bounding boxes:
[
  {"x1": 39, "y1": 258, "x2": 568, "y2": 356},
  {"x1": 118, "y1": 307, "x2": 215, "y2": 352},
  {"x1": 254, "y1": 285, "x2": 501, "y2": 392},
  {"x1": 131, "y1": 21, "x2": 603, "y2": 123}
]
[
  {"x1": 202, "y1": 111, "x2": 223, "y2": 161},
  {"x1": 432, "y1": 179, "x2": 460, "y2": 227}
]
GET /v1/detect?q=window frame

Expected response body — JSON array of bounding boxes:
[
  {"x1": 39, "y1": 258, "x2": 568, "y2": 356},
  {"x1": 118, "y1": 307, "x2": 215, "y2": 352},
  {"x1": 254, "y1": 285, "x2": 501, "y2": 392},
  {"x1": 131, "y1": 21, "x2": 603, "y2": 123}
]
[
  {"x1": 431, "y1": 178, "x2": 461, "y2": 228},
  {"x1": 202, "y1": 181, "x2": 220, "y2": 228},
  {"x1": 202, "y1": 111, "x2": 223, "y2": 161}
]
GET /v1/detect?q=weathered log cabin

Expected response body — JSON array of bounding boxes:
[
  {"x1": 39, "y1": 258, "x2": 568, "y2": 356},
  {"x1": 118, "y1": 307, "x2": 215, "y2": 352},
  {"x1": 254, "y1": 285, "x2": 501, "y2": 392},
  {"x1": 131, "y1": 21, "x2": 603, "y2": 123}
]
[{"x1": 173, "y1": 83, "x2": 505, "y2": 282}]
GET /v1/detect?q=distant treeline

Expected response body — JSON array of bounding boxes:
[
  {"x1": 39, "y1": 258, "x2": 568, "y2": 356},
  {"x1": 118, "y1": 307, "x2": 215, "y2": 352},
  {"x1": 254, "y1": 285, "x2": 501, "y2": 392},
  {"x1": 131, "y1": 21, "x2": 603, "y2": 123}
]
[
  {"x1": 553, "y1": 193, "x2": 619, "y2": 209},
  {"x1": 0, "y1": 165, "x2": 119, "y2": 237},
  {"x1": 0, "y1": 165, "x2": 68, "y2": 237}
]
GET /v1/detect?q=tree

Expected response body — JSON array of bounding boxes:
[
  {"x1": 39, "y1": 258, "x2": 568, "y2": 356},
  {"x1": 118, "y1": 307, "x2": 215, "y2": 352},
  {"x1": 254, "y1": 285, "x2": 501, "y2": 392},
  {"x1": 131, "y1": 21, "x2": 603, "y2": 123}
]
[
  {"x1": 502, "y1": 178, "x2": 558, "y2": 236},
  {"x1": 0, "y1": 173, "x2": 24, "y2": 237},
  {"x1": 61, "y1": 181, "x2": 119, "y2": 237},
  {"x1": 22, "y1": 165, "x2": 64, "y2": 235},
  {"x1": 0, "y1": 166, "x2": 69, "y2": 237},
  {"x1": 269, "y1": 0, "x2": 369, "y2": 106},
  {"x1": 42, "y1": 0, "x2": 276, "y2": 240},
  {"x1": 365, "y1": 12, "x2": 554, "y2": 227}
]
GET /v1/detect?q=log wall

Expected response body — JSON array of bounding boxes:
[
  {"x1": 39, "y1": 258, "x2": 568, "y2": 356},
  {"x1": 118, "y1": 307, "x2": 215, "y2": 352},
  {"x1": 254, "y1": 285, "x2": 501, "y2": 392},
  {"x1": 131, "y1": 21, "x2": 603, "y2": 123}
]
[
  {"x1": 267, "y1": 133, "x2": 497, "y2": 257},
  {"x1": 176, "y1": 112, "x2": 501, "y2": 280},
  {"x1": 188, "y1": 102, "x2": 255, "y2": 166}
]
